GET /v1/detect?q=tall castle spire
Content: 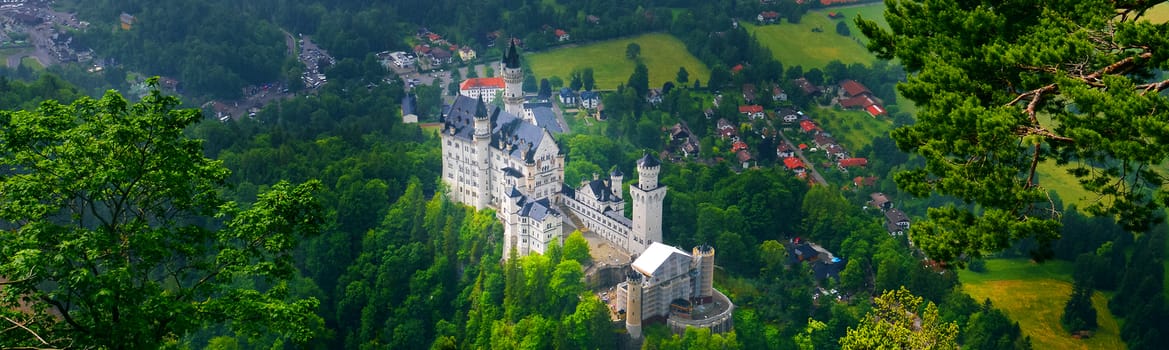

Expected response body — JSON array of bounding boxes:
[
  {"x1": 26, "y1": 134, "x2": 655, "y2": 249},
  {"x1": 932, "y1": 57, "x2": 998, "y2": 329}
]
[{"x1": 502, "y1": 40, "x2": 525, "y2": 117}]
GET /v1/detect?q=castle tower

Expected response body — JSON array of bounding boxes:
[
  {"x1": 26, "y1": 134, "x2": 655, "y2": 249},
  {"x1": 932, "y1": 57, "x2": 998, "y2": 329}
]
[
  {"x1": 473, "y1": 98, "x2": 492, "y2": 209},
  {"x1": 693, "y1": 245, "x2": 715, "y2": 304},
  {"x1": 501, "y1": 187, "x2": 524, "y2": 259},
  {"x1": 630, "y1": 153, "x2": 667, "y2": 253},
  {"x1": 610, "y1": 167, "x2": 624, "y2": 198},
  {"x1": 502, "y1": 40, "x2": 524, "y2": 117},
  {"x1": 626, "y1": 272, "x2": 644, "y2": 339}
]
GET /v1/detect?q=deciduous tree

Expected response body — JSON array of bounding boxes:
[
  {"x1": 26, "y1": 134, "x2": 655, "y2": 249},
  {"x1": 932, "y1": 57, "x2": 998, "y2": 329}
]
[{"x1": 0, "y1": 86, "x2": 325, "y2": 349}]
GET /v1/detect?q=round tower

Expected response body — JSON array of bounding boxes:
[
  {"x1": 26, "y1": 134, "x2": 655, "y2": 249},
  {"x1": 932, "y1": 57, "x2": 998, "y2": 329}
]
[
  {"x1": 626, "y1": 272, "x2": 644, "y2": 339},
  {"x1": 636, "y1": 153, "x2": 660, "y2": 190},
  {"x1": 502, "y1": 40, "x2": 524, "y2": 116},
  {"x1": 473, "y1": 98, "x2": 491, "y2": 209},
  {"x1": 630, "y1": 153, "x2": 667, "y2": 252},
  {"x1": 610, "y1": 166, "x2": 624, "y2": 198},
  {"x1": 693, "y1": 245, "x2": 715, "y2": 304}
]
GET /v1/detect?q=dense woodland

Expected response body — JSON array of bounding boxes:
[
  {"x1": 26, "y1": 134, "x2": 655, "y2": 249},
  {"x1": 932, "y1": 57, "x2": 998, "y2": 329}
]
[{"x1": 1, "y1": 0, "x2": 1167, "y2": 349}]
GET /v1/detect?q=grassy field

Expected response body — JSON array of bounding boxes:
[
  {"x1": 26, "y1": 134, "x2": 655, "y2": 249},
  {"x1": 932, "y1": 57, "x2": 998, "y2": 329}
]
[
  {"x1": 959, "y1": 259, "x2": 1125, "y2": 350},
  {"x1": 526, "y1": 33, "x2": 711, "y2": 90},
  {"x1": 745, "y1": 2, "x2": 887, "y2": 69},
  {"x1": 20, "y1": 56, "x2": 42, "y2": 70},
  {"x1": 1145, "y1": 2, "x2": 1169, "y2": 23},
  {"x1": 812, "y1": 106, "x2": 894, "y2": 151}
]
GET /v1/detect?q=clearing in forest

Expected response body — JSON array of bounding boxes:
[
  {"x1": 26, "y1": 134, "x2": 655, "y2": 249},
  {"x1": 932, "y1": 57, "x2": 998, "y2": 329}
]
[{"x1": 526, "y1": 33, "x2": 710, "y2": 90}]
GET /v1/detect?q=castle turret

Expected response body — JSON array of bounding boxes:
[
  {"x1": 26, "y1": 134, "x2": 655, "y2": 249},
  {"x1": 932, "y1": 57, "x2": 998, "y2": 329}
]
[
  {"x1": 473, "y1": 98, "x2": 492, "y2": 209},
  {"x1": 502, "y1": 40, "x2": 524, "y2": 117},
  {"x1": 630, "y1": 153, "x2": 667, "y2": 253},
  {"x1": 610, "y1": 167, "x2": 624, "y2": 198},
  {"x1": 693, "y1": 245, "x2": 715, "y2": 304},
  {"x1": 626, "y1": 272, "x2": 644, "y2": 339}
]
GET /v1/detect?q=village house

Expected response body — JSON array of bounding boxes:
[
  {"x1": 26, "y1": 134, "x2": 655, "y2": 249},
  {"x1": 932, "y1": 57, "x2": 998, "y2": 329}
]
[
  {"x1": 558, "y1": 87, "x2": 577, "y2": 106},
  {"x1": 838, "y1": 80, "x2": 886, "y2": 117},
  {"x1": 757, "y1": 11, "x2": 780, "y2": 24},
  {"x1": 884, "y1": 208, "x2": 910, "y2": 235},
  {"x1": 853, "y1": 176, "x2": 878, "y2": 189},
  {"x1": 458, "y1": 46, "x2": 477, "y2": 61},
  {"x1": 459, "y1": 77, "x2": 506, "y2": 104},
  {"x1": 777, "y1": 142, "x2": 795, "y2": 158},
  {"x1": 739, "y1": 105, "x2": 765, "y2": 120},
  {"x1": 800, "y1": 119, "x2": 820, "y2": 134},
  {"x1": 794, "y1": 77, "x2": 821, "y2": 96},
  {"x1": 742, "y1": 84, "x2": 757, "y2": 103},
  {"x1": 736, "y1": 150, "x2": 754, "y2": 169},
  {"x1": 837, "y1": 157, "x2": 868, "y2": 170},
  {"x1": 555, "y1": 29, "x2": 570, "y2": 41},
  {"x1": 580, "y1": 90, "x2": 600, "y2": 109},
  {"x1": 668, "y1": 123, "x2": 700, "y2": 159},
  {"x1": 784, "y1": 157, "x2": 806, "y2": 175},
  {"x1": 717, "y1": 118, "x2": 738, "y2": 139},
  {"x1": 869, "y1": 192, "x2": 893, "y2": 211},
  {"x1": 773, "y1": 86, "x2": 788, "y2": 101}
]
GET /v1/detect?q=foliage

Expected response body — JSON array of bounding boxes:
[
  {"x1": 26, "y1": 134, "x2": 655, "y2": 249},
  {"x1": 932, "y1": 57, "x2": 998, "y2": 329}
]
[
  {"x1": 643, "y1": 327, "x2": 741, "y2": 350},
  {"x1": 1061, "y1": 279, "x2": 1098, "y2": 334},
  {"x1": 0, "y1": 87, "x2": 325, "y2": 349},
  {"x1": 627, "y1": 42, "x2": 642, "y2": 60},
  {"x1": 859, "y1": 0, "x2": 1169, "y2": 266},
  {"x1": 840, "y1": 287, "x2": 959, "y2": 350}
]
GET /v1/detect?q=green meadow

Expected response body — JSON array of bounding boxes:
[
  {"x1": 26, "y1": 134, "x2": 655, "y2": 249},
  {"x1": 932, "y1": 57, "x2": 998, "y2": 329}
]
[
  {"x1": 960, "y1": 259, "x2": 1125, "y2": 350},
  {"x1": 526, "y1": 33, "x2": 711, "y2": 90},
  {"x1": 812, "y1": 107, "x2": 894, "y2": 151},
  {"x1": 744, "y1": 2, "x2": 887, "y2": 69}
]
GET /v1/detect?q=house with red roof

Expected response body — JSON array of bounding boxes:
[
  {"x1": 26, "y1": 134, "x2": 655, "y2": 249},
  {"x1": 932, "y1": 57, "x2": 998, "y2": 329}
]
[
  {"x1": 732, "y1": 140, "x2": 749, "y2": 153},
  {"x1": 784, "y1": 157, "x2": 806, "y2": 174},
  {"x1": 800, "y1": 119, "x2": 819, "y2": 133},
  {"x1": 737, "y1": 150, "x2": 754, "y2": 169},
  {"x1": 731, "y1": 64, "x2": 745, "y2": 74},
  {"x1": 555, "y1": 29, "x2": 570, "y2": 41},
  {"x1": 837, "y1": 80, "x2": 887, "y2": 117},
  {"x1": 838, "y1": 157, "x2": 868, "y2": 168},
  {"x1": 459, "y1": 77, "x2": 507, "y2": 103},
  {"x1": 853, "y1": 176, "x2": 878, "y2": 188},
  {"x1": 739, "y1": 105, "x2": 765, "y2": 120},
  {"x1": 757, "y1": 11, "x2": 780, "y2": 24}
]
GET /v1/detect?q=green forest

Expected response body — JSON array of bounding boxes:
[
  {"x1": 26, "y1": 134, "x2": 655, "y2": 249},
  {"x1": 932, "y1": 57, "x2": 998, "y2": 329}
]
[{"x1": 2, "y1": 0, "x2": 1169, "y2": 349}]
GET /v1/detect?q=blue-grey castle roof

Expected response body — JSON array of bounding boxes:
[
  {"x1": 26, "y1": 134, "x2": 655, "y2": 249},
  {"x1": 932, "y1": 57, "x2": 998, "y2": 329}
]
[{"x1": 443, "y1": 95, "x2": 556, "y2": 163}]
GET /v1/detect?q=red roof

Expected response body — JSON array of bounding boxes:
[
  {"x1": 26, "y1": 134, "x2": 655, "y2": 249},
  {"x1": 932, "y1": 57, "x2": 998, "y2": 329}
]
[
  {"x1": 784, "y1": 157, "x2": 805, "y2": 170},
  {"x1": 737, "y1": 150, "x2": 753, "y2": 162},
  {"x1": 732, "y1": 140, "x2": 749, "y2": 152},
  {"x1": 865, "y1": 104, "x2": 886, "y2": 117},
  {"x1": 460, "y1": 77, "x2": 506, "y2": 90},
  {"x1": 427, "y1": 33, "x2": 442, "y2": 41},
  {"x1": 840, "y1": 80, "x2": 871, "y2": 97},
  {"x1": 761, "y1": 11, "x2": 780, "y2": 19},
  {"x1": 731, "y1": 64, "x2": 744, "y2": 73},
  {"x1": 839, "y1": 158, "x2": 868, "y2": 167},
  {"x1": 798, "y1": 143, "x2": 808, "y2": 150},
  {"x1": 840, "y1": 95, "x2": 877, "y2": 109},
  {"x1": 800, "y1": 119, "x2": 818, "y2": 132},
  {"x1": 555, "y1": 29, "x2": 568, "y2": 37},
  {"x1": 739, "y1": 105, "x2": 764, "y2": 114}
]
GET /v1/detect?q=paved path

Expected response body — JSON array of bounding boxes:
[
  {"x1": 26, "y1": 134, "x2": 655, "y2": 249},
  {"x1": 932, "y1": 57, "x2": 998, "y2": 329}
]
[{"x1": 776, "y1": 127, "x2": 828, "y2": 186}]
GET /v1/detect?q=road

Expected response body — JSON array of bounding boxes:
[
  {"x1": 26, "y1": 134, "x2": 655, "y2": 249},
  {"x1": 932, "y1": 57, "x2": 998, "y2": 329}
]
[{"x1": 776, "y1": 128, "x2": 828, "y2": 186}]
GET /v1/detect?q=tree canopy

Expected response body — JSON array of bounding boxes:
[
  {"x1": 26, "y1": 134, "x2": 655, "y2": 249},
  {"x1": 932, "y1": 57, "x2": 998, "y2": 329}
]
[
  {"x1": 0, "y1": 86, "x2": 325, "y2": 349},
  {"x1": 858, "y1": 0, "x2": 1169, "y2": 265}
]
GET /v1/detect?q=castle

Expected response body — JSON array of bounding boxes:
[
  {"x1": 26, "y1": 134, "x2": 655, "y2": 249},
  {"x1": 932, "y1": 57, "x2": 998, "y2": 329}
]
[
  {"x1": 561, "y1": 154, "x2": 667, "y2": 254},
  {"x1": 440, "y1": 41, "x2": 565, "y2": 257},
  {"x1": 616, "y1": 243, "x2": 734, "y2": 339},
  {"x1": 439, "y1": 40, "x2": 731, "y2": 337}
]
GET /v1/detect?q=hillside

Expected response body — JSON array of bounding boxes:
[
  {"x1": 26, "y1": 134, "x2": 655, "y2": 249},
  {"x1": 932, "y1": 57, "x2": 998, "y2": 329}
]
[{"x1": 526, "y1": 33, "x2": 710, "y2": 90}]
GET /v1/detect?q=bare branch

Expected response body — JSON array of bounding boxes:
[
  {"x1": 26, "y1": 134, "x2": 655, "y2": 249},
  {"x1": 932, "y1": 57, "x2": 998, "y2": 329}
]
[
  {"x1": 1137, "y1": 78, "x2": 1169, "y2": 96},
  {"x1": 1, "y1": 315, "x2": 53, "y2": 347}
]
